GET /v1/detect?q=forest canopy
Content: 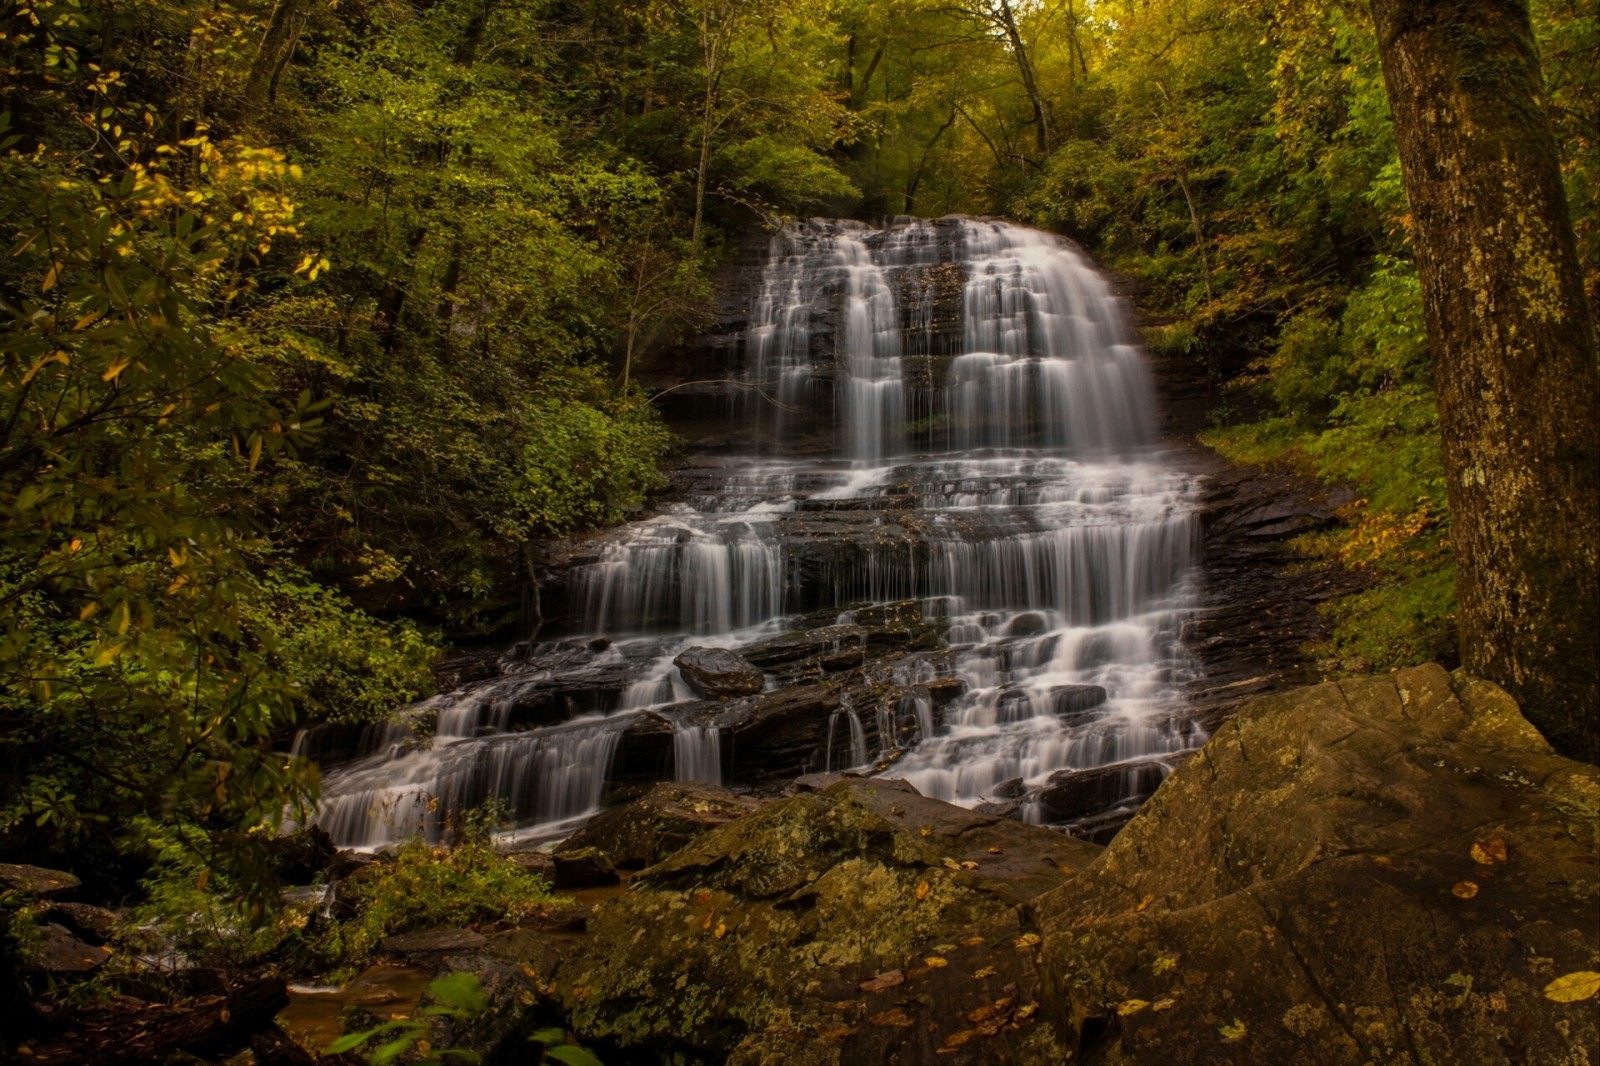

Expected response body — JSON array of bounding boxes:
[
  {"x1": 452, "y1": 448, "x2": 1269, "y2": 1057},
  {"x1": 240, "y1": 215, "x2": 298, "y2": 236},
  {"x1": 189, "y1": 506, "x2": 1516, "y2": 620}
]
[{"x1": 1, "y1": 0, "x2": 1595, "y2": 911}]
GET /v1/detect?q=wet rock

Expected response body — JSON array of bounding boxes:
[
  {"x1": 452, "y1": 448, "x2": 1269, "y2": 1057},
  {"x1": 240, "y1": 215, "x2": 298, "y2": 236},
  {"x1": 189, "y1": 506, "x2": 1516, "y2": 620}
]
[
  {"x1": 790, "y1": 771, "x2": 853, "y2": 792},
  {"x1": 673, "y1": 647, "x2": 765, "y2": 698},
  {"x1": 555, "y1": 782, "x2": 767, "y2": 870},
  {"x1": 41, "y1": 901, "x2": 120, "y2": 945},
  {"x1": 1005, "y1": 611, "x2": 1050, "y2": 638},
  {"x1": 267, "y1": 825, "x2": 338, "y2": 884},
  {"x1": 557, "y1": 778, "x2": 1101, "y2": 1063},
  {"x1": 380, "y1": 928, "x2": 489, "y2": 958},
  {"x1": 990, "y1": 777, "x2": 1026, "y2": 800},
  {"x1": 504, "y1": 849, "x2": 556, "y2": 881},
  {"x1": 1033, "y1": 758, "x2": 1179, "y2": 826},
  {"x1": 21, "y1": 923, "x2": 111, "y2": 973},
  {"x1": 550, "y1": 846, "x2": 619, "y2": 889},
  {"x1": 1034, "y1": 665, "x2": 1600, "y2": 1065},
  {"x1": 1048, "y1": 684, "x2": 1107, "y2": 721},
  {"x1": 743, "y1": 624, "x2": 867, "y2": 671},
  {"x1": 0, "y1": 862, "x2": 80, "y2": 898}
]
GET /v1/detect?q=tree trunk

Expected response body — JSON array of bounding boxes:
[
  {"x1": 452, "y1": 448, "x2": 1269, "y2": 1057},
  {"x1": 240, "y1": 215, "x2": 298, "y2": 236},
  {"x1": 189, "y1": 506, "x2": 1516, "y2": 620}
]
[
  {"x1": 1369, "y1": 0, "x2": 1600, "y2": 762},
  {"x1": 993, "y1": 0, "x2": 1052, "y2": 157},
  {"x1": 244, "y1": 0, "x2": 309, "y2": 110}
]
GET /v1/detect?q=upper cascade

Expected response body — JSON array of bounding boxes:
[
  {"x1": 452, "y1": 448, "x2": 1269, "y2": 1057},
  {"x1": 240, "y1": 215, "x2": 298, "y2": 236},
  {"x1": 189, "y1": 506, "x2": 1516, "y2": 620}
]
[{"x1": 300, "y1": 216, "x2": 1207, "y2": 850}]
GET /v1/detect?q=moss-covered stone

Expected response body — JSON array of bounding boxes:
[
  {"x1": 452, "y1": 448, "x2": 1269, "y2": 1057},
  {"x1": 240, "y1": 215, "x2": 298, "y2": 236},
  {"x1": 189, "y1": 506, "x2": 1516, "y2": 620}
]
[
  {"x1": 556, "y1": 778, "x2": 1101, "y2": 1063},
  {"x1": 1034, "y1": 664, "x2": 1600, "y2": 1065}
]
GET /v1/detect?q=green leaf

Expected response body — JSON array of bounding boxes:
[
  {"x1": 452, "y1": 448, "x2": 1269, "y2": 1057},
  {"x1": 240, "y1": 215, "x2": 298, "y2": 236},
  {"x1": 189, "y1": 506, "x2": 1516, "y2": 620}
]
[{"x1": 545, "y1": 1044, "x2": 605, "y2": 1066}]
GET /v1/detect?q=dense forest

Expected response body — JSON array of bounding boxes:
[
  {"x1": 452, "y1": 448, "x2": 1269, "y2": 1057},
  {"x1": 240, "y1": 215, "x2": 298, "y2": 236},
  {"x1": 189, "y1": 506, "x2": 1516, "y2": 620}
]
[{"x1": 1, "y1": 0, "x2": 1596, "y2": 1061}]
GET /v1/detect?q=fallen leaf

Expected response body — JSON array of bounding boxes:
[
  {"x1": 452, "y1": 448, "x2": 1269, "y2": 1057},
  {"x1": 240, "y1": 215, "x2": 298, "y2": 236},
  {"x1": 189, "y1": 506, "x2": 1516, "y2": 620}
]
[
  {"x1": 714, "y1": 922, "x2": 726, "y2": 939},
  {"x1": 701, "y1": 909, "x2": 716, "y2": 930},
  {"x1": 987, "y1": 846, "x2": 1003, "y2": 854},
  {"x1": 1543, "y1": 972, "x2": 1600, "y2": 1004},
  {"x1": 859, "y1": 970, "x2": 905, "y2": 994},
  {"x1": 1470, "y1": 838, "x2": 1508, "y2": 865},
  {"x1": 939, "y1": 1029, "x2": 979, "y2": 1050},
  {"x1": 972, "y1": 966, "x2": 996, "y2": 979},
  {"x1": 871, "y1": 1007, "x2": 914, "y2": 1027},
  {"x1": 1014, "y1": 1003, "x2": 1036, "y2": 1020},
  {"x1": 960, "y1": 860, "x2": 979, "y2": 871},
  {"x1": 942, "y1": 858, "x2": 962, "y2": 871},
  {"x1": 934, "y1": 943, "x2": 958, "y2": 953},
  {"x1": 1370, "y1": 854, "x2": 1394, "y2": 866},
  {"x1": 920, "y1": 827, "x2": 933, "y2": 837},
  {"x1": 1151, "y1": 954, "x2": 1178, "y2": 975},
  {"x1": 1151, "y1": 998, "x2": 1176, "y2": 1012},
  {"x1": 1451, "y1": 881, "x2": 1479, "y2": 899},
  {"x1": 828, "y1": 999, "x2": 858, "y2": 1012},
  {"x1": 916, "y1": 880, "x2": 931, "y2": 901},
  {"x1": 1219, "y1": 1018, "x2": 1247, "y2": 1042},
  {"x1": 819, "y1": 1026, "x2": 857, "y2": 1041},
  {"x1": 1136, "y1": 893, "x2": 1155, "y2": 912},
  {"x1": 924, "y1": 956, "x2": 948, "y2": 968},
  {"x1": 961, "y1": 935, "x2": 985, "y2": 947},
  {"x1": 1013, "y1": 932, "x2": 1041, "y2": 949},
  {"x1": 1117, "y1": 999, "x2": 1149, "y2": 1016}
]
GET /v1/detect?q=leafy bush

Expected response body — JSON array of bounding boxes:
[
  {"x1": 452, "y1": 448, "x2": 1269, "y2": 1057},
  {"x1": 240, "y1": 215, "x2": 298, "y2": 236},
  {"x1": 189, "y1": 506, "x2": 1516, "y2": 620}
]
[{"x1": 310, "y1": 837, "x2": 565, "y2": 979}]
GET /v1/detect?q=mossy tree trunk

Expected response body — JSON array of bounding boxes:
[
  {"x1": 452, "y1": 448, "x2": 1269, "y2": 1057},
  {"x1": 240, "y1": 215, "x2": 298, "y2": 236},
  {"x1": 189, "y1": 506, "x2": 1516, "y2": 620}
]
[{"x1": 1369, "y1": 0, "x2": 1599, "y2": 762}]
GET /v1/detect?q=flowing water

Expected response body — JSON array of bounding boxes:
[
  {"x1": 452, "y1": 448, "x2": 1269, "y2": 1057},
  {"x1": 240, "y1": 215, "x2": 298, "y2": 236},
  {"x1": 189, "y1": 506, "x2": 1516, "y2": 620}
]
[{"x1": 299, "y1": 217, "x2": 1206, "y2": 848}]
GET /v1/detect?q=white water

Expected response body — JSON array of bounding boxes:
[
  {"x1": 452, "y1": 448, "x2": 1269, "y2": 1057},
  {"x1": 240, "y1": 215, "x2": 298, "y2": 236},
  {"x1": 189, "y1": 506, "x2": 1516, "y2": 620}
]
[{"x1": 300, "y1": 217, "x2": 1205, "y2": 847}]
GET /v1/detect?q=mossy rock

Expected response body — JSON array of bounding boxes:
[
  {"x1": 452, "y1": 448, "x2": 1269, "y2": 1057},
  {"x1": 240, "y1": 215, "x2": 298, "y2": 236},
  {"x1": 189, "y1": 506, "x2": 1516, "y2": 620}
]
[
  {"x1": 1034, "y1": 664, "x2": 1600, "y2": 1065},
  {"x1": 556, "y1": 778, "x2": 1101, "y2": 1063}
]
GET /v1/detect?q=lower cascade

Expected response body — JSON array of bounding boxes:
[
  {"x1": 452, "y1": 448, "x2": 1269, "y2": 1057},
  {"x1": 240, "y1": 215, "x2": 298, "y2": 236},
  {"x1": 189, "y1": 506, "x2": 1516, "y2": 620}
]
[{"x1": 298, "y1": 216, "x2": 1208, "y2": 848}]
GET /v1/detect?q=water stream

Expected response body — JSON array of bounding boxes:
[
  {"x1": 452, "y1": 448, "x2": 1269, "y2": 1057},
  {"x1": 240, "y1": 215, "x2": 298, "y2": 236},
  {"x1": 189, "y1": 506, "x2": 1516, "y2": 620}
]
[{"x1": 298, "y1": 217, "x2": 1206, "y2": 848}]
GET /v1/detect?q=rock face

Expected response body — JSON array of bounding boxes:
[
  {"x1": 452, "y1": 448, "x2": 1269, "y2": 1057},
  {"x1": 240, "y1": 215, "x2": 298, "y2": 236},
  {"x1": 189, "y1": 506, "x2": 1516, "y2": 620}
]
[
  {"x1": 673, "y1": 647, "x2": 766, "y2": 698},
  {"x1": 557, "y1": 777, "x2": 1103, "y2": 1064},
  {"x1": 1034, "y1": 664, "x2": 1600, "y2": 1065},
  {"x1": 555, "y1": 782, "x2": 766, "y2": 870},
  {"x1": 552, "y1": 666, "x2": 1599, "y2": 1065}
]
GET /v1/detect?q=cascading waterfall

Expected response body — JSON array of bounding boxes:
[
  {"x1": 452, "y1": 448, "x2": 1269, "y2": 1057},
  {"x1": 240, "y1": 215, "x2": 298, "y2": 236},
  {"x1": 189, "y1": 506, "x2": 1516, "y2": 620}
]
[{"x1": 301, "y1": 216, "x2": 1206, "y2": 848}]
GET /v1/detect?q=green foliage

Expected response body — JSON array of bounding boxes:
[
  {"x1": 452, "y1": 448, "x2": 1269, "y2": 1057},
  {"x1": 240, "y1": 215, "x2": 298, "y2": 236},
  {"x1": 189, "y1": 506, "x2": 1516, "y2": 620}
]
[
  {"x1": 308, "y1": 837, "x2": 564, "y2": 979},
  {"x1": 531, "y1": 1028, "x2": 606, "y2": 1066},
  {"x1": 328, "y1": 971, "x2": 488, "y2": 1066}
]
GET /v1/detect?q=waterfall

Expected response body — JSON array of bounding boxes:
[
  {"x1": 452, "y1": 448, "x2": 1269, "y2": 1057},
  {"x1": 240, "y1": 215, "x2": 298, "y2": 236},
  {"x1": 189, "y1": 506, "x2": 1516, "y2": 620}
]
[{"x1": 301, "y1": 216, "x2": 1206, "y2": 848}]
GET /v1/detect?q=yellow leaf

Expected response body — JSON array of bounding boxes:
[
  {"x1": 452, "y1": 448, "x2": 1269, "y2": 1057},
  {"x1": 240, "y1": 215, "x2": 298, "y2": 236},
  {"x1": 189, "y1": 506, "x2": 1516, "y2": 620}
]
[
  {"x1": 960, "y1": 860, "x2": 979, "y2": 871},
  {"x1": 1218, "y1": 1018, "x2": 1247, "y2": 1042},
  {"x1": 41, "y1": 260, "x2": 60, "y2": 291},
  {"x1": 1136, "y1": 893, "x2": 1155, "y2": 912},
  {"x1": 972, "y1": 966, "x2": 995, "y2": 979},
  {"x1": 961, "y1": 935, "x2": 984, "y2": 947},
  {"x1": 1117, "y1": 999, "x2": 1149, "y2": 1016},
  {"x1": 1152, "y1": 998, "x2": 1175, "y2": 1012},
  {"x1": 68, "y1": 538, "x2": 81, "y2": 553},
  {"x1": 94, "y1": 642, "x2": 124, "y2": 666},
  {"x1": 1470, "y1": 838, "x2": 1508, "y2": 866},
  {"x1": 1013, "y1": 932, "x2": 1041, "y2": 949},
  {"x1": 919, "y1": 827, "x2": 932, "y2": 837},
  {"x1": 78, "y1": 602, "x2": 97, "y2": 621},
  {"x1": 923, "y1": 956, "x2": 948, "y2": 968},
  {"x1": 1543, "y1": 972, "x2": 1600, "y2": 1004},
  {"x1": 248, "y1": 434, "x2": 263, "y2": 471},
  {"x1": 986, "y1": 846, "x2": 1003, "y2": 854},
  {"x1": 916, "y1": 880, "x2": 930, "y2": 901},
  {"x1": 1151, "y1": 954, "x2": 1178, "y2": 975},
  {"x1": 713, "y1": 922, "x2": 726, "y2": 939},
  {"x1": 1451, "y1": 881, "x2": 1479, "y2": 899},
  {"x1": 102, "y1": 359, "x2": 131, "y2": 382}
]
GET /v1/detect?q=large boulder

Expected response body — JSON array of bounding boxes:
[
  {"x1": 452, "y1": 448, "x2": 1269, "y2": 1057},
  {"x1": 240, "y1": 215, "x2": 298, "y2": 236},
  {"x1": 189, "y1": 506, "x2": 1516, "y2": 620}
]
[
  {"x1": 1033, "y1": 664, "x2": 1600, "y2": 1064},
  {"x1": 557, "y1": 777, "x2": 1103, "y2": 1064},
  {"x1": 674, "y1": 647, "x2": 766, "y2": 698},
  {"x1": 555, "y1": 782, "x2": 767, "y2": 870}
]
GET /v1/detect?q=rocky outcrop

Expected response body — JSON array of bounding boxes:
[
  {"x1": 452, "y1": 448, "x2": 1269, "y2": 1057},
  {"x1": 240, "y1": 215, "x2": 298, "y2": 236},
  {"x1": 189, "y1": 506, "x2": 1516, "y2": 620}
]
[
  {"x1": 1034, "y1": 664, "x2": 1599, "y2": 1065},
  {"x1": 673, "y1": 647, "x2": 765, "y2": 698},
  {"x1": 555, "y1": 782, "x2": 767, "y2": 870},
  {"x1": 556, "y1": 778, "x2": 1103, "y2": 1064},
  {"x1": 550, "y1": 666, "x2": 1598, "y2": 1065}
]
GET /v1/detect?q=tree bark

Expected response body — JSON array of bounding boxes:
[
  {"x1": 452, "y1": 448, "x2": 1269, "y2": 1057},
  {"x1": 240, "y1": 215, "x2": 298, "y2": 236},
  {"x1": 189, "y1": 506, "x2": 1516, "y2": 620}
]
[
  {"x1": 244, "y1": 0, "x2": 309, "y2": 110},
  {"x1": 1369, "y1": 0, "x2": 1599, "y2": 762},
  {"x1": 992, "y1": 0, "x2": 1052, "y2": 156}
]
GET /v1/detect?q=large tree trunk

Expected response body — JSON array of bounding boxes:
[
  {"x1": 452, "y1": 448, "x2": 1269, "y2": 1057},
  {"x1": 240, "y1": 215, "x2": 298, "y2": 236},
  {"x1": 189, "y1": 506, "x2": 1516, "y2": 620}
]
[{"x1": 1369, "y1": 0, "x2": 1599, "y2": 762}]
